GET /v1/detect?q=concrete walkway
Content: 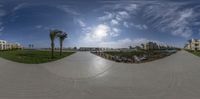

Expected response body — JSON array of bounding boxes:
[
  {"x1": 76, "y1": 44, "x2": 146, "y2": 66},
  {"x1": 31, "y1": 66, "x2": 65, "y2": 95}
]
[{"x1": 0, "y1": 51, "x2": 200, "y2": 99}]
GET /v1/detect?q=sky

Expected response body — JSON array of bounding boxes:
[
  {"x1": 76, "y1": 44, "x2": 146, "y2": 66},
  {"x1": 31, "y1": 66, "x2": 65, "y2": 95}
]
[{"x1": 0, "y1": 0, "x2": 200, "y2": 48}]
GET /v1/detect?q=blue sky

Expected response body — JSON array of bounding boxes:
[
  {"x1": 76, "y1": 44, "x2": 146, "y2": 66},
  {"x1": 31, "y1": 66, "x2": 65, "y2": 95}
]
[{"x1": 0, "y1": 0, "x2": 200, "y2": 48}]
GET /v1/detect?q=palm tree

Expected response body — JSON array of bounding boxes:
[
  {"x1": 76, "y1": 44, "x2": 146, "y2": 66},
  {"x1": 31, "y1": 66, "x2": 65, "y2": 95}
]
[
  {"x1": 31, "y1": 44, "x2": 34, "y2": 49},
  {"x1": 29, "y1": 44, "x2": 31, "y2": 49},
  {"x1": 49, "y1": 29, "x2": 62, "y2": 58},
  {"x1": 57, "y1": 32, "x2": 67, "y2": 56}
]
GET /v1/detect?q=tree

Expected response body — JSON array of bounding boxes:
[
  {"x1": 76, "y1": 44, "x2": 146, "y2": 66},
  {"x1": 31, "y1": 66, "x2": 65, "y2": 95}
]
[
  {"x1": 49, "y1": 29, "x2": 62, "y2": 58},
  {"x1": 135, "y1": 46, "x2": 141, "y2": 50},
  {"x1": 73, "y1": 47, "x2": 77, "y2": 50},
  {"x1": 57, "y1": 32, "x2": 67, "y2": 56},
  {"x1": 141, "y1": 44, "x2": 145, "y2": 49},
  {"x1": 32, "y1": 44, "x2": 34, "y2": 48},
  {"x1": 29, "y1": 44, "x2": 34, "y2": 49}
]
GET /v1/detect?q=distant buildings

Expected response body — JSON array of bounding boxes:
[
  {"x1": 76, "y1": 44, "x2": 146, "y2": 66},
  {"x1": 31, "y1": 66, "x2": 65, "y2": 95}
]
[
  {"x1": 141, "y1": 42, "x2": 174, "y2": 50},
  {"x1": 0, "y1": 40, "x2": 22, "y2": 50},
  {"x1": 185, "y1": 39, "x2": 200, "y2": 51},
  {"x1": 141, "y1": 42, "x2": 159, "y2": 50},
  {"x1": 79, "y1": 47, "x2": 136, "y2": 52},
  {"x1": 79, "y1": 47, "x2": 113, "y2": 51},
  {"x1": 78, "y1": 42, "x2": 174, "y2": 52}
]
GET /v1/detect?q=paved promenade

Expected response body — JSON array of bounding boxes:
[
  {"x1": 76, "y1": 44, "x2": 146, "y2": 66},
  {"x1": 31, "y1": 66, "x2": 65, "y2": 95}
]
[{"x1": 0, "y1": 51, "x2": 200, "y2": 99}]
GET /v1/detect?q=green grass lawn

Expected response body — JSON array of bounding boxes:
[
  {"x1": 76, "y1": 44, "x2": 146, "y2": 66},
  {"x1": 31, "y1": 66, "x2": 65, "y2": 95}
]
[
  {"x1": 0, "y1": 50, "x2": 75, "y2": 64},
  {"x1": 186, "y1": 50, "x2": 200, "y2": 57}
]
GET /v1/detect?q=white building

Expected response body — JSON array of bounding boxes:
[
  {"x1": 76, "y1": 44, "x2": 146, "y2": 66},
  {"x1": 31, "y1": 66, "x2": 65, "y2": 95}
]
[
  {"x1": 79, "y1": 47, "x2": 114, "y2": 51},
  {"x1": 0, "y1": 40, "x2": 7, "y2": 50},
  {"x1": 185, "y1": 39, "x2": 200, "y2": 51},
  {"x1": 141, "y1": 42, "x2": 159, "y2": 50},
  {"x1": 0, "y1": 40, "x2": 22, "y2": 50}
]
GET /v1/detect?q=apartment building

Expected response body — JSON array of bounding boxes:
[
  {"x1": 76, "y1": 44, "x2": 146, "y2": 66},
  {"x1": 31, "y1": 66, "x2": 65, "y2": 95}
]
[
  {"x1": 141, "y1": 42, "x2": 160, "y2": 50},
  {"x1": 0, "y1": 40, "x2": 22, "y2": 50},
  {"x1": 185, "y1": 39, "x2": 200, "y2": 51}
]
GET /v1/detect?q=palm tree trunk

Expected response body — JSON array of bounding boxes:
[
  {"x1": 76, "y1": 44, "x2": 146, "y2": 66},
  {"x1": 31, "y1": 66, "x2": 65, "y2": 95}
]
[
  {"x1": 51, "y1": 41, "x2": 54, "y2": 59},
  {"x1": 60, "y1": 41, "x2": 63, "y2": 56}
]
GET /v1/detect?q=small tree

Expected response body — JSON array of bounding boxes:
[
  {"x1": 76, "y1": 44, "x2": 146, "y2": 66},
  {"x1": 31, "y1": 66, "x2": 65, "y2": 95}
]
[
  {"x1": 29, "y1": 44, "x2": 32, "y2": 49},
  {"x1": 57, "y1": 32, "x2": 67, "y2": 56},
  {"x1": 32, "y1": 44, "x2": 34, "y2": 49},
  {"x1": 49, "y1": 29, "x2": 62, "y2": 58},
  {"x1": 74, "y1": 47, "x2": 77, "y2": 50}
]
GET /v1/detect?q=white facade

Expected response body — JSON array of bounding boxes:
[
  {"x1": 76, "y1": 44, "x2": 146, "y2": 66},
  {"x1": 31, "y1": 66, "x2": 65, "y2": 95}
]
[
  {"x1": 0, "y1": 40, "x2": 22, "y2": 50},
  {"x1": 142, "y1": 42, "x2": 159, "y2": 50},
  {"x1": 185, "y1": 39, "x2": 200, "y2": 51},
  {"x1": 0, "y1": 40, "x2": 7, "y2": 50}
]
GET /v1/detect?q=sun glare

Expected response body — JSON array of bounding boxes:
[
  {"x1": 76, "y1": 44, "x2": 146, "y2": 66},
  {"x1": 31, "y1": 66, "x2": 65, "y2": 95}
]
[{"x1": 91, "y1": 24, "x2": 110, "y2": 41}]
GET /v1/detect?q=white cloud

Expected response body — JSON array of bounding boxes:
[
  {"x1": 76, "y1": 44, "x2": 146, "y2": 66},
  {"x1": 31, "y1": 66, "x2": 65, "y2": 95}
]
[
  {"x1": 96, "y1": 4, "x2": 140, "y2": 39},
  {"x1": 81, "y1": 30, "x2": 167, "y2": 48},
  {"x1": 35, "y1": 25, "x2": 49, "y2": 30},
  {"x1": 84, "y1": 24, "x2": 111, "y2": 42},
  {"x1": 98, "y1": 4, "x2": 138, "y2": 29},
  {"x1": 98, "y1": 8, "x2": 131, "y2": 22},
  {"x1": 118, "y1": 11, "x2": 129, "y2": 19},
  {"x1": 115, "y1": 11, "x2": 130, "y2": 22},
  {"x1": 13, "y1": 3, "x2": 27, "y2": 11},
  {"x1": 115, "y1": 15, "x2": 122, "y2": 21},
  {"x1": 79, "y1": 36, "x2": 166, "y2": 48},
  {"x1": 98, "y1": 1, "x2": 199, "y2": 38},
  {"x1": 100, "y1": 3, "x2": 138, "y2": 13},
  {"x1": 76, "y1": 19, "x2": 86, "y2": 27},
  {"x1": 143, "y1": 25, "x2": 148, "y2": 29},
  {"x1": 194, "y1": 22, "x2": 200, "y2": 26},
  {"x1": 98, "y1": 12, "x2": 114, "y2": 21},
  {"x1": 143, "y1": 3, "x2": 196, "y2": 38},
  {"x1": 0, "y1": 12, "x2": 4, "y2": 34},
  {"x1": 111, "y1": 28, "x2": 120, "y2": 37},
  {"x1": 172, "y1": 27, "x2": 192, "y2": 38},
  {"x1": 35, "y1": 25, "x2": 43, "y2": 29},
  {"x1": 82, "y1": 24, "x2": 121, "y2": 43},
  {"x1": 168, "y1": 9, "x2": 193, "y2": 28},
  {"x1": 179, "y1": 9, "x2": 193, "y2": 20},
  {"x1": 123, "y1": 22, "x2": 129, "y2": 28},
  {"x1": 0, "y1": 9, "x2": 6, "y2": 17},
  {"x1": 132, "y1": 24, "x2": 148, "y2": 30},
  {"x1": 112, "y1": 28, "x2": 120, "y2": 33},
  {"x1": 199, "y1": 29, "x2": 200, "y2": 35},
  {"x1": 0, "y1": 26, "x2": 4, "y2": 32},
  {"x1": 57, "y1": 5, "x2": 80, "y2": 15},
  {"x1": 111, "y1": 19, "x2": 119, "y2": 25},
  {"x1": 125, "y1": 4, "x2": 137, "y2": 11},
  {"x1": 166, "y1": 9, "x2": 194, "y2": 38},
  {"x1": 134, "y1": 25, "x2": 143, "y2": 30}
]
